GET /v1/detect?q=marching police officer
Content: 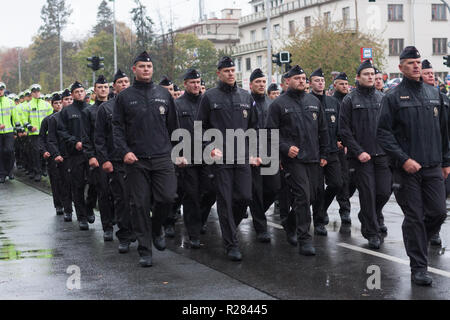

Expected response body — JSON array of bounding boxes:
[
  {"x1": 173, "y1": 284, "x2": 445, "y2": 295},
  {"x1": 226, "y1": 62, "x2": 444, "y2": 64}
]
[
  {"x1": 309, "y1": 68, "x2": 343, "y2": 236},
  {"x1": 339, "y1": 60, "x2": 392, "y2": 249},
  {"x1": 160, "y1": 76, "x2": 176, "y2": 99},
  {"x1": 374, "y1": 68, "x2": 385, "y2": 93},
  {"x1": 378, "y1": 46, "x2": 450, "y2": 286},
  {"x1": 113, "y1": 51, "x2": 179, "y2": 267},
  {"x1": 58, "y1": 81, "x2": 93, "y2": 231},
  {"x1": 39, "y1": 93, "x2": 64, "y2": 215},
  {"x1": 95, "y1": 69, "x2": 135, "y2": 253},
  {"x1": 266, "y1": 65, "x2": 329, "y2": 256},
  {"x1": 267, "y1": 84, "x2": 280, "y2": 100},
  {"x1": 0, "y1": 82, "x2": 21, "y2": 183},
  {"x1": 23, "y1": 84, "x2": 53, "y2": 182},
  {"x1": 174, "y1": 68, "x2": 216, "y2": 248},
  {"x1": 196, "y1": 56, "x2": 261, "y2": 261},
  {"x1": 248, "y1": 68, "x2": 280, "y2": 243}
]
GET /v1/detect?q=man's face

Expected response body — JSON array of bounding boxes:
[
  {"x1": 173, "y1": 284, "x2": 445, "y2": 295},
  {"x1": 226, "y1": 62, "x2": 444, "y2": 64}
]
[
  {"x1": 357, "y1": 68, "x2": 375, "y2": 87},
  {"x1": 399, "y1": 58, "x2": 421, "y2": 81},
  {"x1": 162, "y1": 84, "x2": 175, "y2": 99},
  {"x1": 268, "y1": 90, "x2": 280, "y2": 100},
  {"x1": 250, "y1": 77, "x2": 267, "y2": 95},
  {"x1": 174, "y1": 91, "x2": 182, "y2": 99},
  {"x1": 184, "y1": 79, "x2": 201, "y2": 96},
  {"x1": 31, "y1": 90, "x2": 41, "y2": 99},
  {"x1": 25, "y1": 96, "x2": 31, "y2": 102},
  {"x1": 62, "y1": 96, "x2": 73, "y2": 107},
  {"x1": 288, "y1": 74, "x2": 307, "y2": 91},
  {"x1": 310, "y1": 76, "x2": 325, "y2": 94},
  {"x1": 334, "y1": 80, "x2": 349, "y2": 94},
  {"x1": 19, "y1": 98, "x2": 24, "y2": 103},
  {"x1": 133, "y1": 61, "x2": 154, "y2": 82},
  {"x1": 374, "y1": 73, "x2": 384, "y2": 90},
  {"x1": 422, "y1": 68, "x2": 434, "y2": 86},
  {"x1": 52, "y1": 100, "x2": 62, "y2": 112},
  {"x1": 0, "y1": 89, "x2": 4, "y2": 97},
  {"x1": 201, "y1": 85, "x2": 206, "y2": 94},
  {"x1": 217, "y1": 67, "x2": 236, "y2": 86},
  {"x1": 113, "y1": 77, "x2": 130, "y2": 94},
  {"x1": 94, "y1": 83, "x2": 109, "y2": 101},
  {"x1": 72, "y1": 88, "x2": 86, "y2": 102}
]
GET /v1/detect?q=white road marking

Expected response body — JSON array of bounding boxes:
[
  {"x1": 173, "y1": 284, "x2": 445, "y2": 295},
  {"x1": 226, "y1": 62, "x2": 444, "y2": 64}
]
[{"x1": 337, "y1": 242, "x2": 450, "y2": 279}]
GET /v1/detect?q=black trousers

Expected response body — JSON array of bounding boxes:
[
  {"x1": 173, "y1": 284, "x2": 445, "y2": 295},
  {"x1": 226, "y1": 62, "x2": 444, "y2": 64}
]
[
  {"x1": 28, "y1": 135, "x2": 42, "y2": 176},
  {"x1": 350, "y1": 155, "x2": 392, "y2": 239},
  {"x1": 110, "y1": 161, "x2": 134, "y2": 243},
  {"x1": 180, "y1": 165, "x2": 216, "y2": 240},
  {"x1": 213, "y1": 165, "x2": 252, "y2": 250},
  {"x1": 336, "y1": 149, "x2": 357, "y2": 215},
  {"x1": 281, "y1": 161, "x2": 320, "y2": 244},
  {"x1": 200, "y1": 165, "x2": 217, "y2": 226},
  {"x1": 48, "y1": 158, "x2": 63, "y2": 209},
  {"x1": 164, "y1": 166, "x2": 184, "y2": 228},
  {"x1": 249, "y1": 166, "x2": 281, "y2": 234},
  {"x1": 0, "y1": 133, "x2": 15, "y2": 178},
  {"x1": 394, "y1": 166, "x2": 447, "y2": 272},
  {"x1": 58, "y1": 159, "x2": 73, "y2": 214},
  {"x1": 279, "y1": 168, "x2": 295, "y2": 235},
  {"x1": 68, "y1": 154, "x2": 89, "y2": 222},
  {"x1": 91, "y1": 167, "x2": 114, "y2": 232},
  {"x1": 312, "y1": 152, "x2": 344, "y2": 226},
  {"x1": 125, "y1": 157, "x2": 177, "y2": 257}
]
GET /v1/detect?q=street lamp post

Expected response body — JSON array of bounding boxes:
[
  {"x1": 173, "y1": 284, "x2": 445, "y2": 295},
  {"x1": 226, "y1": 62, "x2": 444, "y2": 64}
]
[
  {"x1": 17, "y1": 47, "x2": 22, "y2": 92},
  {"x1": 109, "y1": 0, "x2": 118, "y2": 73},
  {"x1": 265, "y1": 0, "x2": 272, "y2": 84}
]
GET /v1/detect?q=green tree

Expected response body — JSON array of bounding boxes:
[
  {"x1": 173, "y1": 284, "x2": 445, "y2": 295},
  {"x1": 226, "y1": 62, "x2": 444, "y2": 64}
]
[
  {"x1": 130, "y1": 0, "x2": 154, "y2": 52},
  {"x1": 283, "y1": 18, "x2": 386, "y2": 86},
  {"x1": 93, "y1": 0, "x2": 114, "y2": 35}
]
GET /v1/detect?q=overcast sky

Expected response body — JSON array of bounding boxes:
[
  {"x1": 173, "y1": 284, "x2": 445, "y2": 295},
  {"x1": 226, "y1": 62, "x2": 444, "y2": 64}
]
[{"x1": 0, "y1": 0, "x2": 251, "y2": 49}]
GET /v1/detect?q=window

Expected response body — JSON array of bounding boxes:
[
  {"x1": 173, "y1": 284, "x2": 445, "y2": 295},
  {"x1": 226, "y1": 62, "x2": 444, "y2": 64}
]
[
  {"x1": 324, "y1": 12, "x2": 331, "y2": 25},
  {"x1": 246, "y1": 57, "x2": 251, "y2": 71},
  {"x1": 262, "y1": 27, "x2": 267, "y2": 40},
  {"x1": 388, "y1": 4, "x2": 403, "y2": 21},
  {"x1": 250, "y1": 30, "x2": 256, "y2": 42},
  {"x1": 342, "y1": 7, "x2": 350, "y2": 24},
  {"x1": 304, "y1": 16, "x2": 311, "y2": 29},
  {"x1": 389, "y1": 38, "x2": 404, "y2": 56},
  {"x1": 274, "y1": 24, "x2": 280, "y2": 37},
  {"x1": 289, "y1": 20, "x2": 296, "y2": 35},
  {"x1": 433, "y1": 38, "x2": 448, "y2": 54},
  {"x1": 257, "y1": 55, "x2": 262, "y2": 68},
  {"x1": 432, "y1": 4, "x2": 447, "y2": 20},
  {"x1": 237, "y1": 58, "x2": 242, "y2": 72}
]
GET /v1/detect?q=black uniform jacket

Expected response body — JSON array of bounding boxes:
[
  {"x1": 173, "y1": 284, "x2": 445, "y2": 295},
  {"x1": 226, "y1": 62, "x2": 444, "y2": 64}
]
[
  {"x1": 58, "y1": 100, "x2": 89, "y2": 156},
  {"x1": 112, "y1": 80, "x2": 179, "y2": 160},
  {"x1": 47, "y1": 112, "x2": 67, "y2": 158},
  {"x1": 94, "y1": 98, "x2": 120, "y2": 165},
  {"x1": 377, "y1": 77, "x2": 450, "y2": 168},
  {"x1": 312, "y1": 92, "x2": 340, "y2": 154},
  {"x1": 265, "y1": 88, "x2": 329, "y2": 163},
  {"x1": 339, "y1": 84, "x2": 385, "y2": 159}
]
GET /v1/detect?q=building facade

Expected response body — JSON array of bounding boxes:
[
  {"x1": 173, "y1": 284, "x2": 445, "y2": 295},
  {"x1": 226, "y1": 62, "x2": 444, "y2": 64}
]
[{"x1": 232, "y1": 0, "x2": 450, "y2": 89}]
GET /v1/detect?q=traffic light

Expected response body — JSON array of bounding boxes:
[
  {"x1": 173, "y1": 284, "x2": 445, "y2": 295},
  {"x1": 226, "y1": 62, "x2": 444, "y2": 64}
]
[
  {"x1": 87, "y1": 56, "x2": 105, "y2": 71},
  {"x1": 444, "y1": 55, "x2": 450, "y2": 68},
  {"x1": 279, "y1": 52, "x2": 291, "y2": 64},
  {"x1": 272, "y1": 53, "x2": 282, "y2": 67}
]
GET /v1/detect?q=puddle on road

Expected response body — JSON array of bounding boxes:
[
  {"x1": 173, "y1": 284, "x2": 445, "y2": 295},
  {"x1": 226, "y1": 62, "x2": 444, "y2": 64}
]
[{"x1": 0, "y1": 244, "x2": 54, "y2": 261}]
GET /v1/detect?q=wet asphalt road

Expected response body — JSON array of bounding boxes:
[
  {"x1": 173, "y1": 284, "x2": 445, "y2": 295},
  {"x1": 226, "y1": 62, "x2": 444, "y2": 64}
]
[{"x1": 1, "y1": 175, "x2": 450, "y2": 300}]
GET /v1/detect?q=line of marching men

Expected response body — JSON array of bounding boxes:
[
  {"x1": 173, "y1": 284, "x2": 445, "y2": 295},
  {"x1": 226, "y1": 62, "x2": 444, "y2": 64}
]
[{"x1": 1, "y1": 46, "x2": 449, "y2": 286}]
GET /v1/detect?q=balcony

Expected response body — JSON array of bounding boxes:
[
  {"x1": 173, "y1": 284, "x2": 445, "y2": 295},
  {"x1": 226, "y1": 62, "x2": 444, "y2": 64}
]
[
  {"x1": 240, "y1": 0, "x2": 333, "y2": 26},
  {"x1": 231, "y1": 40, "x2": 268, "y2": 56}
]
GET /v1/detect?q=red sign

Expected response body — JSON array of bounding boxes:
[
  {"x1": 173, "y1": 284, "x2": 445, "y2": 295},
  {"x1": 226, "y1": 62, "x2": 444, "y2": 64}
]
[{"x1": 360, "y1": 47, "x2": 373, "y2": 63}]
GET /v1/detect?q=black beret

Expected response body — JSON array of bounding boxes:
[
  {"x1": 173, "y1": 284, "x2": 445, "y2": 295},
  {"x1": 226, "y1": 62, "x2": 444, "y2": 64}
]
[
  {"x1": 184, "y1": 68, "x2": 201, "y2": 80},
  {"x1": 201, "y1": 79, "x2": 206, "y2": 86},
  {"x1": 267, "y1": 83, "x2": 279, "y2": 93},
  {"x1": 310, "y1": 68, "x2": 324, "y2": 78},
  {"x1": 24, "y1": 91, "x2": 31, "y2": 96},
  {"x1": 51, "y1": 93, "x2": 62, "y2": 102},
  {"x1": 95, "y1": 75, "x2": 108, "y2": 85},
  {"x1": 334, "y1": 72, "x2": 348, "y2": 81},
  {"x1": 374, "y1": 67, "x2": 382, "y2": 75},
  {"x1": 400, "y1": 46, "x2": 421, "y2": 60},
  {"x1": 113, "y1": 69, "x2": 128, "y2": 83},
  {"x1": 173, "y1": 84, "x2": 180, "y2": 92},
  {"x1": 133, "y1": 51, "x2": 152, "y2": 65},
  {"x1": 285, "y1": 65, "x2": 305, "y2": 78},
  {"x1": 357, "y1": 60, "x2": 374, "y2": 75},
  {"x1": 250, "y1": 68, "x2": 265, "y2": 82},
  {"x1": 422, "y1": 59, "x2": 432, "y2": 70},
  {"x1": 159, "y1": 76, "x2": 173, "y2": 87},
  {"x1": 71, "y1": 81, "x2": 84, "y2": 93},
  {"x1": 61, "y1": 89, "x2": 71, "y2": 98},
  {"x1": 217, "y1": 56, "x2": 235, "y2": 70}
]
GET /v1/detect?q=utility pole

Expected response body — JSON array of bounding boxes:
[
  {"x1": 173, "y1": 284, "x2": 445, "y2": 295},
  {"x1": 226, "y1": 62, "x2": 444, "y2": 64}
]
[
  {"x1": 109, "y1": 0, "x2": 118, "y2": 73},
  {"x1": 199, "y1": 0, "x2": 205, "y2": 21},
  {"x1": 58, "y1": 12, "x2": 64, "y2": 91},
  {"x1": 17, "y1": 47, "x2": 22, "y2": 92},
  {"x1": 265, "y1": 0, "x2": 272, "y2": 84}
]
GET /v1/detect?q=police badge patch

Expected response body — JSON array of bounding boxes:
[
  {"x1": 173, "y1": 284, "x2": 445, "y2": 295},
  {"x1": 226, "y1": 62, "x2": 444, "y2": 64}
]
[
  {"x1": 331, "y1": 115, "x2": 336, "y2": 123},
  {"x1": 160, "y1": 106, "x2": 166, "y2": 115},
  {"x1": 434, "y1": 107, "x2": 438, "y2": 117},
  {"x1": 312, "y1": 113, "x2": 317, "y2": 121},
  {"x1": 243, "y1": 110, "x2": 248, "y2": 118}
]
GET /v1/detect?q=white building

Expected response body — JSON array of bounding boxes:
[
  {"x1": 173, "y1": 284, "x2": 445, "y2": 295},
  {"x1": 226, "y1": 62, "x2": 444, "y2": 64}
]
[{"x1": 232, "y1": 0, "x2": 450, "y2": 89}]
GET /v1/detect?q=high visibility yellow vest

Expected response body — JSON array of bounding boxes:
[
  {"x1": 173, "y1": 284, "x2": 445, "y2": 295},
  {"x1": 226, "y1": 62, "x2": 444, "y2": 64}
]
[
  {"x1": 23, "y1": 98, "x2": 53, "y2": 136},
  {"x1": 0, "y1": 96, "x2": 20, "y2": 134}
]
